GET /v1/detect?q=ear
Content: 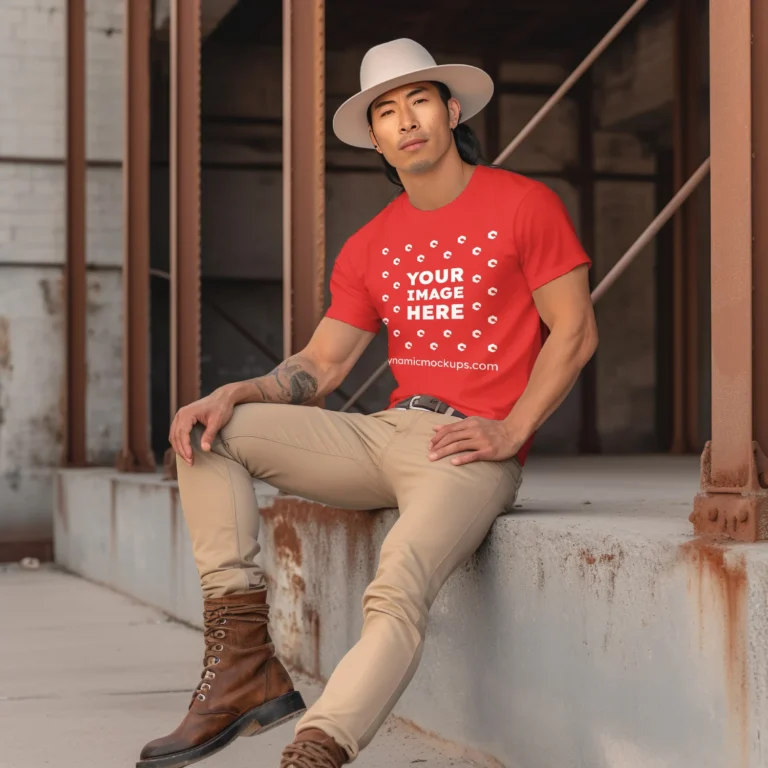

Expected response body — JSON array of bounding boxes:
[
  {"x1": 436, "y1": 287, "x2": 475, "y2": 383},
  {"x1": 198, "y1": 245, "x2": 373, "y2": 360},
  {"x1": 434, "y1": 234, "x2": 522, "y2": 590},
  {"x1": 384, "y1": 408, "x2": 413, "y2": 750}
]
[
  {"x1": 447, "y1": 97, "x2": 462, "y2": 130},
  {"x1": 368, "y1": 127, "x2": 382, "y2": 153}
]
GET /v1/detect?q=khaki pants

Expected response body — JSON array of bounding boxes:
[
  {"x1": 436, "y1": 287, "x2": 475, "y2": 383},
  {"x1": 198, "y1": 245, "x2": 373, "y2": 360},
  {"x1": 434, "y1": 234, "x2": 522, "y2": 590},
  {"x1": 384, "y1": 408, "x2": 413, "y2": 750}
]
[{"x1": 177, "y1": 403, "x2": 522, "y2": 760}]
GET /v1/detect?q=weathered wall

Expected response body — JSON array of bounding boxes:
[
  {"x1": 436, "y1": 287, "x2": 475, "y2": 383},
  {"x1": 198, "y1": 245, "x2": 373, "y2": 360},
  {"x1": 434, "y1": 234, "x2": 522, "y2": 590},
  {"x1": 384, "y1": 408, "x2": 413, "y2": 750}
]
[{"x1": 0, "y1": 0, "x2": 124, "y2": 556}]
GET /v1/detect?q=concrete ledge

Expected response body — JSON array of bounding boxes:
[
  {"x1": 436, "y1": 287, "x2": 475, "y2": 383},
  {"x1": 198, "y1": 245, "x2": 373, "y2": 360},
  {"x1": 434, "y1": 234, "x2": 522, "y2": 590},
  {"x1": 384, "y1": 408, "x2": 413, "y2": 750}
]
[{"x1": 54, "y1": 458, "x2": 768, "y2": 768}]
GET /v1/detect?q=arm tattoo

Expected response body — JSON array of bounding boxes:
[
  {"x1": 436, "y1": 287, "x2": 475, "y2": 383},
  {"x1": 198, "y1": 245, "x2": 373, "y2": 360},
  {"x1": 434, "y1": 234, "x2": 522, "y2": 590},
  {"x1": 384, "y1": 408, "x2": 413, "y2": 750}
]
[{"x1": 251, "y1": 358, "x2": 319, "y2": 405}]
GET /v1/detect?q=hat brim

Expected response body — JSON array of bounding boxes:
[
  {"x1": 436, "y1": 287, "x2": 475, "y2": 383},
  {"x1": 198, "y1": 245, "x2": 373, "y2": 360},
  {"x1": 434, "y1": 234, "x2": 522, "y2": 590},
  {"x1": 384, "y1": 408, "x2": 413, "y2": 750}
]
[{"x1": 332, "y1": 64, "x2": 494, "y2": 149}]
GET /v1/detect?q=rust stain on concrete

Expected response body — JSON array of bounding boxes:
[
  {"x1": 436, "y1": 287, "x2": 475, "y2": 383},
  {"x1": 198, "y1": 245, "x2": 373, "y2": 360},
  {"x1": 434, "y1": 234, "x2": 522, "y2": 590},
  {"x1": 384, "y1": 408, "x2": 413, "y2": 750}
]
[
  {"x1": 262, "y1": 498, "x2": 381, "y2": 577},
  {"x1": 681, "y1": 538, "x2": 748, "y2": 768},
  {"x1": 55, "y1": 473, "x2": 68, "y2": 532},
  {"x1": 0, "y1": 316, "x2": 11, "y2": 370},
  {"x1": 272, "y1": 517, "x2": 303, "y2": 567},
  {"x1": 291, "y1": 573, "x2": 306, "y2": 595},
  {"x1": 261, "y1": 499, "x2": 383, "y2": 683},
  {"x1": 579, "y1": 549, "x2": 617, "y2": 566},
  {"x1": 303, "y1": 605, "x2": 321, "y2": 679}
]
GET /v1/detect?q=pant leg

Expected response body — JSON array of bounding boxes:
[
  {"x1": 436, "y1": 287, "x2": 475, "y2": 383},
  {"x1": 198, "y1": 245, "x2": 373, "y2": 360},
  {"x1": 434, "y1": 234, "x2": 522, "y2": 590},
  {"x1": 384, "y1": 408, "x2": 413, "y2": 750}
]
[
  {"x1": 296, "y1": 411, "x2": 523, "y2": 758},
  {"x1": 177, "y1": 404, "x2": 397, "y2": 599}
]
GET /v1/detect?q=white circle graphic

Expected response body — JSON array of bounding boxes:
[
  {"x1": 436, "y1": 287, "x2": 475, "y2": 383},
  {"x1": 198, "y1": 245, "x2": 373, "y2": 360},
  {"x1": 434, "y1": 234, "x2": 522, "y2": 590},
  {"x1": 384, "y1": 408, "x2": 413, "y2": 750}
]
[{"x1": 488, "y1": 315, "x2": 498, "y2": 325}]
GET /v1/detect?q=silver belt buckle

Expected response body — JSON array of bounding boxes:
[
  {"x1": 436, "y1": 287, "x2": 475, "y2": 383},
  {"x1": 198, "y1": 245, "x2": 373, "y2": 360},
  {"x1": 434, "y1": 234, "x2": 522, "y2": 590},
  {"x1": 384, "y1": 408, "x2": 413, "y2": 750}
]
[{"x1": 409, "y1": 395, "x2": 431, "y2": 412}]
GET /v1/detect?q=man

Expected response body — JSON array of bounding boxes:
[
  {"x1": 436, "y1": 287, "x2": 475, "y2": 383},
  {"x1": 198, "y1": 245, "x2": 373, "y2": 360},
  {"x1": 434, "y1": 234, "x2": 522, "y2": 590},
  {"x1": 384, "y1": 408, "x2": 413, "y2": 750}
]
[{"x1": 138, "y1": 38, "x2": 597, "y2": 768}]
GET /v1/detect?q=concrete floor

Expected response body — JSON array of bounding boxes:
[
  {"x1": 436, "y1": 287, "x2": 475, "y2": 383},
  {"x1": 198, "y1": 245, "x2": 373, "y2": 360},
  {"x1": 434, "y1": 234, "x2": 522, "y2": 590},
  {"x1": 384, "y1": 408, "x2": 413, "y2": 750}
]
[{"x1": 0, "y1": 565, "x2": 478, "y2": 768}]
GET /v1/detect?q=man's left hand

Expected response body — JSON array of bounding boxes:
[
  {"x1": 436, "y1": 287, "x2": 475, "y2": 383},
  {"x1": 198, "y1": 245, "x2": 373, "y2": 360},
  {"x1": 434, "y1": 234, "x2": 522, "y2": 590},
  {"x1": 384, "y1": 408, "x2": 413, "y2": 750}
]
[{"x1": 428, "y1": 417, "x2": 525, "y2": 466}]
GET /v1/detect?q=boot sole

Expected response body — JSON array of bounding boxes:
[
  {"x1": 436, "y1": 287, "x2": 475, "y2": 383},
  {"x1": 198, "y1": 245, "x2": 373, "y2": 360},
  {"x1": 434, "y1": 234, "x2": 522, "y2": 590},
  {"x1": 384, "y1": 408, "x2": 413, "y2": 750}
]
[{"x1": 136, "y1": 690, "x2": 307, "y2": 768}]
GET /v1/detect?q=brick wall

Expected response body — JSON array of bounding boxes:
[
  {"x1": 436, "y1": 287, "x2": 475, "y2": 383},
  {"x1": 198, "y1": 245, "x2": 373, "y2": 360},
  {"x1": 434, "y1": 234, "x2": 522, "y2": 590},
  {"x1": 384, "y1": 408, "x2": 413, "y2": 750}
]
[{"x1": 0, "y1": 0, "x2": 124, "y2": 554}]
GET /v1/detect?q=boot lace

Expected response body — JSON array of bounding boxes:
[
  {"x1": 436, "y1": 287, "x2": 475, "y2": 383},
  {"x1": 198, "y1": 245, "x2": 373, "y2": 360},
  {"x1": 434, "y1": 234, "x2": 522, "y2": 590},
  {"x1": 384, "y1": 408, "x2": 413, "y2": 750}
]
[
  {"x1": 280, "y1": 741, "x2": 343, "y2": 768},
  {"x1": 192, "y1": 599, "x2": 270, "y2": 705}
]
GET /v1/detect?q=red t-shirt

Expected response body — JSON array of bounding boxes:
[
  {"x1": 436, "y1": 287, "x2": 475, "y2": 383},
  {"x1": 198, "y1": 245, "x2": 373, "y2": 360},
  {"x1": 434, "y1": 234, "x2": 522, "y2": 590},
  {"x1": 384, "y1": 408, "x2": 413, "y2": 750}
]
[{"x1": 325, "y1": 166, "x2": 591, "y2": 464}]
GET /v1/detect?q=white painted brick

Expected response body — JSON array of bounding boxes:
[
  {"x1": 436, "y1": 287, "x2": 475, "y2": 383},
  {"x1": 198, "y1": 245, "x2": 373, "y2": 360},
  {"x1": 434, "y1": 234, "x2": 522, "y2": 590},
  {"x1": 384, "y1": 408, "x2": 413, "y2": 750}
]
[
  {"x1": 86, "y1": 167, "x2": 122, "y2": 266},
  {"x1": 0, "y1": 0, "x2": 123, "y2": 160}
]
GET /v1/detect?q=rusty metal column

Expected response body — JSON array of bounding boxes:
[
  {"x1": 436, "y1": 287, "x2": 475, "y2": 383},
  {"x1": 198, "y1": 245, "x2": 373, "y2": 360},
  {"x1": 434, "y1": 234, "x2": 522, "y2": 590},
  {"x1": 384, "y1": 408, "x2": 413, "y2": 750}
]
[
  {"x1": 691, "y1": 0, "x2": 768, "y2": 541},
  {"x1": 282, "y1": 0, "x2": 326, "y2": 358},
  {"x1": 64, "y1": 0, "x2": 87, "y2": 466},
  {"x1": 169, "y1": 0, "x2": 201, "y2": 415},
  {"x1": 117, "y1": 0, "x2": 155, "y2": 472}
]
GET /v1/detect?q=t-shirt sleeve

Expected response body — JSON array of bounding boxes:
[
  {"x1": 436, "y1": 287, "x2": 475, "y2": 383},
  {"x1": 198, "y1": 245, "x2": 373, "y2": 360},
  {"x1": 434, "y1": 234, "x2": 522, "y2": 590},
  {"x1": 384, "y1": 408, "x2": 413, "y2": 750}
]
[
  {"x1": 325, "y1": 237, "x2": 382, "y2": 333},
  {"x1": 513, "y1": 183, "x2": 592, "y2": 293}
]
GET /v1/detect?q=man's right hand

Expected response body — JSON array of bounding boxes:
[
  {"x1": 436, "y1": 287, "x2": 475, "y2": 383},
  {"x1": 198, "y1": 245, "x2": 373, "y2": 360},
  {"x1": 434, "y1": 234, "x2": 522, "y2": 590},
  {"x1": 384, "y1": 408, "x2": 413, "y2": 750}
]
[{"x1": 169, "y1": 387, "x2": 236, "y2": 466}]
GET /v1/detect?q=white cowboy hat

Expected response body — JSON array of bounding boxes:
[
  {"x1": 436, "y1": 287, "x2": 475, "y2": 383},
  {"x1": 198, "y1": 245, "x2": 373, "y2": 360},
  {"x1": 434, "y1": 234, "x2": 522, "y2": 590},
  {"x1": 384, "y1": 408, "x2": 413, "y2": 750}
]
[{"x1": 333, "y1": 38, "x2": 494, "y2": 149}]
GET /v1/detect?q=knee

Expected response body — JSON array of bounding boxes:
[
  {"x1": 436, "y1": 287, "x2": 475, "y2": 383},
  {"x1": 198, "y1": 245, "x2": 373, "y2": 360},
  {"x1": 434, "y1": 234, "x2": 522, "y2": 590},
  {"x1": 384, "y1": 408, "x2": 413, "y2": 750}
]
[{"x1": 362, "y1": 569, "x2": 427, "y2": 636}]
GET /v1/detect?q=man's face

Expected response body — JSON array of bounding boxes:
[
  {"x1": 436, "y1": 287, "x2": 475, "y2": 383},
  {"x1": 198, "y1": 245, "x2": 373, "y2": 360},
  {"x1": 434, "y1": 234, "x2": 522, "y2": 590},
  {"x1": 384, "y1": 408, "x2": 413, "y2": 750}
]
[{"x1": 368, "y1": 82, "x2": 461, "y2": 176}]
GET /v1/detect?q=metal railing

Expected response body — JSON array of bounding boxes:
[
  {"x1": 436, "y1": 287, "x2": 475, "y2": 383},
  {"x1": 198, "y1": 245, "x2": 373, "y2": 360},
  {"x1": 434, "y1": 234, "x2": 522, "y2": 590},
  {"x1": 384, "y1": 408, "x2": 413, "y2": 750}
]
[{"x1": 340, "y1": 0, "x2": 710, "y2": 413}]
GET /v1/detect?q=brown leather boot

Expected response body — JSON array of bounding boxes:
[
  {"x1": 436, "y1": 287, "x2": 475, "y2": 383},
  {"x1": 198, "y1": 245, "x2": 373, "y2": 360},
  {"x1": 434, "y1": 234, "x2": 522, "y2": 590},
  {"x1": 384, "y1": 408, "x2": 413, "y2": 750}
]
[
  {"x1": 280, "y1": 728, "x2": 349, "y2": 768},
  {"x1": 137, "y1": 590, "x2": 305, "y2": 768}
]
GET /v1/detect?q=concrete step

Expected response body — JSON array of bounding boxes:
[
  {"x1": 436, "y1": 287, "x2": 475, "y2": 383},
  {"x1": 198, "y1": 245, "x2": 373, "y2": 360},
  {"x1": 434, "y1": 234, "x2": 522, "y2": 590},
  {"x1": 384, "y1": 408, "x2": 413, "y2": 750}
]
[
  {"x1": 52, "y1": 457, "x2": 768, "y2": 768},
  {"x1": 1, "y1": 565, "x2": 482, "y2": 768}
]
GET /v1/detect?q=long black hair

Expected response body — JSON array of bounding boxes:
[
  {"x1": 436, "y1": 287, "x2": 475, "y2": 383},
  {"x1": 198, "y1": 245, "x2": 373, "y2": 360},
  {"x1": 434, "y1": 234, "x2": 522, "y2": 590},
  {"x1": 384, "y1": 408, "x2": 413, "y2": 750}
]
[{"x1": 366, "y1": 81, "x2": 486, "y2": 189}]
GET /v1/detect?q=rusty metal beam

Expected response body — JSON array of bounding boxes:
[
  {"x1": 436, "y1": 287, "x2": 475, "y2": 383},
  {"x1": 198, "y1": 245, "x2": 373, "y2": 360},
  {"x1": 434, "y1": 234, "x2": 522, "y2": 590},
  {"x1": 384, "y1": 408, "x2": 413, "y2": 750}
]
[
  {"x1": 691, "y1": 0, "x2": 768, "y2": 541},
  {"x1": 591, "y1": 159, "x2": 710, "y2": 304},
  {"x1": 169, "y1": 0, "x2": 201, "y2": 414},
  {"x1": 64, "y1": 0, "x2": 87, "y2": 467},
  {"x1": 282, "y1": 0, "x2": 326, "y2": 359},
  {"x1": 117, "y1": 0, "x2": 155, "y2": 473}
]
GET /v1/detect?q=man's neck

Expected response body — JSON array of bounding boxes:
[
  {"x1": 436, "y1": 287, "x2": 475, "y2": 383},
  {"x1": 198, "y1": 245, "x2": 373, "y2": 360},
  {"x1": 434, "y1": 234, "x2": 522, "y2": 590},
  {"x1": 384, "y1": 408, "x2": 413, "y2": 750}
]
[{"x1": 400, "y1": 151, "x2": 475, "y2": 212}]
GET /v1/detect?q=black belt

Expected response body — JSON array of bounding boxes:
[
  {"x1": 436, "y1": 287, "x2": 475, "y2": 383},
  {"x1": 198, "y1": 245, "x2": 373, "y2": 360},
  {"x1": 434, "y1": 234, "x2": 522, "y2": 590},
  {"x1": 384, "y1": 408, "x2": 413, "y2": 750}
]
[{"x1": 394, "y1": 395, "x2": 467, "y2": 419}]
